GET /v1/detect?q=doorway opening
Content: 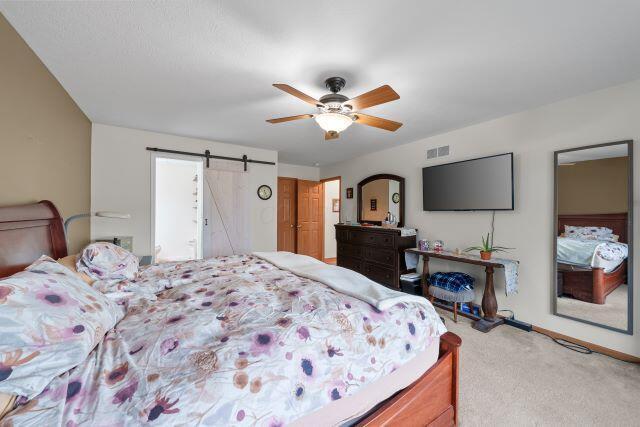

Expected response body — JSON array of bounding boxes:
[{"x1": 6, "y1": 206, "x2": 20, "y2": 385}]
[
  {"x1": 276, "y1": 176, "x2": 341, "y2": 263},
  {"x1": 322, "y1": 177, "x2": 341, "y2": 264},
  {"x1": 153, "y1": 156, "x2": 203, "y2": 262}
]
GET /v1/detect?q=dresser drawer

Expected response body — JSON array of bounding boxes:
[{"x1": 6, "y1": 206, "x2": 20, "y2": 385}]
[
  {"x1": 362, "y1": 262, "x2": 395, "y2": 287},
  {"x1": 364, "y1": 247, "x2": 395, "y2": 267},
  {"x1": 337, "y1": 256, "x2": 363, "y2": 273},
  {"x1": 336, "y1": 228, "x2": 351, "y2": 243},
  {"x1": 337, "y1": 242, "x2": 363, "y2": 259},
  {"x1": 355, "y1": 231, "x2": 394, "y2": 247}
]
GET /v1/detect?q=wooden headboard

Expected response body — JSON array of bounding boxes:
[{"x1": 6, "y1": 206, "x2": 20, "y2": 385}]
[
  {"x1": 558, "y1": 212, "x2": 628, "y2": 243},
  {"x1": 0, "y1": 200, "x2": 68, "y2": 278}
]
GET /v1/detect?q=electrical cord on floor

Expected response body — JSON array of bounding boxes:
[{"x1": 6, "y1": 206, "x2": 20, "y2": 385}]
[
  {"x1": 532, "y1": 329, "x2": 594, "y2": 354},
  {"x1": 498, "y1": 308, "x2": 635, "y2": 362}
]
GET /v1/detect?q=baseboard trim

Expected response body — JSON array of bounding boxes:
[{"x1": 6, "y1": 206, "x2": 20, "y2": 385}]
[{"x1": 532, "y1": 325, "x2": 640, "y2": 363}]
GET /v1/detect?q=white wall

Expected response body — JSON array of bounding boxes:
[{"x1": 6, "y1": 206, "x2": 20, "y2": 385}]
[
  {"x1": 323, "y1": 179, "x2": 340, "y2": 259},
  {"x1": 278, "y1": 163, "x2": 320, "y2": 181},
  {"x1": 321, "y1": 79, "x2": 640, "y2": 357},
  {"x1": 91, "y1": 124, "x2": 278, "y2": 255}
]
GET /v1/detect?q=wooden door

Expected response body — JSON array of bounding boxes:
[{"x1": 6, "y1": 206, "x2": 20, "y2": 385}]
[
  {"x1": 297, "y1": 180, "x2": 324, "y2": 260},
  {"x1": 277, "y1": 177, "x2": 297, "y2": 252}
]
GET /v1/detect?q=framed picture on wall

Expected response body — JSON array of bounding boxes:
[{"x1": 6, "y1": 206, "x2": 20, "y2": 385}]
[
  {"x1": 332, "y1": 198, "x2": 340, "y2": 212},
  {"x1": 370, "y1": 199, "x2": 377, "y2": 211},
  {"x1": 346, "y1": 188, "x2": 353, "y2": 199}
]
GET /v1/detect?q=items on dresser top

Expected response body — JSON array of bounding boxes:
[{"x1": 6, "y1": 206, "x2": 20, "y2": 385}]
[
  {"x1": 335, "y1": 224, "x2": 416, "y2": 289},
  {"x1": 406, "y1": 248, "x2": 519, "y2": 333}
]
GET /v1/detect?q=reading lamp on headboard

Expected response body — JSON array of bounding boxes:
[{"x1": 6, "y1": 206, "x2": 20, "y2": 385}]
[{"x1": 64, "y1": 211, "x2": 131, "y2": 245}]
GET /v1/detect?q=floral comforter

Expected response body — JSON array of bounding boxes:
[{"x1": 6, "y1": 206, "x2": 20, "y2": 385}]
[{"x1": 4, "y1": 255, "x2": 445, "y2": 426}]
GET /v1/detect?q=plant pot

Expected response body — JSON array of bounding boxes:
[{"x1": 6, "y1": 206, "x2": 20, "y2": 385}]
[{"x1": 480, "y1": 251, "x2": 492, "y2": 260}]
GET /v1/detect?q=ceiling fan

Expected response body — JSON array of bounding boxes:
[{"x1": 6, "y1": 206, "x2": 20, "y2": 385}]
[{"x1": 267, "y1": 77, "x2": 402, "y2": 140}]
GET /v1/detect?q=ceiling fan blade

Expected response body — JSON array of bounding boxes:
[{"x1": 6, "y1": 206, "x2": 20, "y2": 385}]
[
  {"x1": 325, "y1": 131, "x2": 339, "y2": 140},
  {"x1": 354, "y1": 113, "x2": 402, "y2": 131},
  {"x1": 344, "y1": 85, "x2": 399, "y2": 110},
  {"x1": 266, "y1": 114, "x2": 314, "y2": 124},
  {"x1": 273, "y1": 84, "x2": 323, "y2": 107}
]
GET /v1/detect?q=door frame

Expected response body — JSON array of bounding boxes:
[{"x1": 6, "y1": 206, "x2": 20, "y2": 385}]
[
  {"x1": 150, "y1": 152, "x2": 204, "y2": 262},
  {"x1": 321, "y1": 176, "x2": 341, "y2": 261}
]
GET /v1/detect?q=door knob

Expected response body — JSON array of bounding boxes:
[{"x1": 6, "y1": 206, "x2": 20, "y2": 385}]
[{"x1": 297, "y1": 225, "x2": 302, "y2": 228}]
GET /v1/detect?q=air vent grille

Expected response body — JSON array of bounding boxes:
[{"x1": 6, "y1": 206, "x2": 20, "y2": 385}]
[{"x1": 427, "y1": 145, "x2": 450, "y2": 159}]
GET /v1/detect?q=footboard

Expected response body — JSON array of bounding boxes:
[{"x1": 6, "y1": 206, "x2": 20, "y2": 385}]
[{"x1": 358, "y1": 332, "x2": 461, "y2": 427}]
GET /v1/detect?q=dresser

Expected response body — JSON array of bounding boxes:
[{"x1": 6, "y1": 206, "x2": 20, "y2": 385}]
[{"x1": 335, "y1": 224, "x2": 416, "y2": 289}]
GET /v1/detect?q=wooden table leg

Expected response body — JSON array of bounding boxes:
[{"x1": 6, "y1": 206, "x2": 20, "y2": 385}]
[
  {"x1": 420, "y1": 255, "x2": 430, "y2": 298},
  {"x1": 472, "y1": 265, "x2": 504, "y2": 333}
]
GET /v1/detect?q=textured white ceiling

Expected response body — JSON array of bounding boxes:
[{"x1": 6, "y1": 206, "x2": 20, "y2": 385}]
[{"x1": 3, "y1": 1, "x2": 640, "y2": 165}]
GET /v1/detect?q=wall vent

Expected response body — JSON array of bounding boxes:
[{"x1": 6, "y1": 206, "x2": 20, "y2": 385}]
[
  {"x1": 437, "y1": 145, "x2": 450, "y2": 157},
  {"x1": 426, "y1": 148, "x2": 438, "y2": 159}
]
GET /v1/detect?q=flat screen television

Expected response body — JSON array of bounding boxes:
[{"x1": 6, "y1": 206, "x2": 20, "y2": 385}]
[{"x1": 422, "y1": 153, "x2": 514, "y2": 211}]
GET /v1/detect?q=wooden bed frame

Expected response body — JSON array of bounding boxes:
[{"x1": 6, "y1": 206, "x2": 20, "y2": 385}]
[
  {"x1": 557, "y1": 213, "x2": 628, "y2": 304},
  {"x1": 0, "y1": 201, "x2": 461, "y2": 426}
]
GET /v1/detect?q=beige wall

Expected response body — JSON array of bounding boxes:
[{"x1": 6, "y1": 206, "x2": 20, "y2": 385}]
[
  {"x1": 361, "y1": 179, "x2": 389, "y2": 221},
  {"x1": 558, "y1": 157, "x2": 628, "y2": 215},
  {"x1": 0, "y1": 14, "x2": 91, "y2": 254},
  {"x1": 322, "y1": 78, "x2": 640, "y2": 357}
]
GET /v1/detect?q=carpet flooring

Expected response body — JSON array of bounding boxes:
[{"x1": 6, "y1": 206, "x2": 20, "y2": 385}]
[
  {"x1": 557, "y1": 284, "x2": 628, "y2": 330},
  {"x1": 436, "y1": 308, "x2": 640, "y2": 426}
]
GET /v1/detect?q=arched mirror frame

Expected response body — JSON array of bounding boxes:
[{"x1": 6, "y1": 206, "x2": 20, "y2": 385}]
[{"x1": 357, "y1": 174, "x2": 405, "y2": 227}]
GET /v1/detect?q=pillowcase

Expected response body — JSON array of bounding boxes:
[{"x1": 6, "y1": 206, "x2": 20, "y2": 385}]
[
  {"x1": 76, "y1": 242, "x2": 139, "y2": 282},
  {"x1": 564, "y1": 225, "x2": 613, "y2": 240},
  {"x1": 0, "y1": 256, "x2": 124, "y2": 399},
  {"x1": 57, "y1": 254, "x2": 94, "y2": 286}
]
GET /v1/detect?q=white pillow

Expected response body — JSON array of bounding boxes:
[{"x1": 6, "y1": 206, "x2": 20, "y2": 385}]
[
  {"x1": 564, "y1": 225, "x2": 613, "y2": 240},
  {"x1": 0, "y1": 256, "x2": 124, "y2": 398},
  {"x1": 76, "y1": 242, "x2": 139, "y2": 282}
]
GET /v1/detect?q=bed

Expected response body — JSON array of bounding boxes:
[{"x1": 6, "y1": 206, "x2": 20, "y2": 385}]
[
  {"x1": 556, "y1": 213, "x2": 628, "y2": 304},
  {"x1": 0, "y1": 201, "x2": 461, "y2": 426}
]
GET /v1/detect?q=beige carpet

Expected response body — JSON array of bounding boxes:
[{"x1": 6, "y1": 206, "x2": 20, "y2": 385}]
[
  {"x1": 437, "y1": 309, "x2": 640, "y2": 426},
  {"x1": 557, "y1": 285, "x2": 628, "y2": 330}
]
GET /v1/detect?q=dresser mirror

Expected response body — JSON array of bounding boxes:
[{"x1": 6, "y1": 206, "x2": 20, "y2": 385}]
[
  {"x1": 357, "y1": 174, "x2": 404, "y2": 227},
  {"x1": 553, "y1": 140, "x2": 633, "y2": 334}
]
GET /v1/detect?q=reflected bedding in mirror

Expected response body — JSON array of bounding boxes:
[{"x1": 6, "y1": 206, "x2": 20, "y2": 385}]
[{"x1": 554, "y1": 141, "x2": 633, "y2": 333}]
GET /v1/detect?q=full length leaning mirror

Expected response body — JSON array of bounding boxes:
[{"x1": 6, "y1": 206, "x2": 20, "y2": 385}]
[{"x1": 554, "y1": 140, "x2": 633, "y2": 333}]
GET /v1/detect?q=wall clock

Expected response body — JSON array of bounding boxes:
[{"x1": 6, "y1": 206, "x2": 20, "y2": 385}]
[
  {"x1": 257, "y1": 185, "x2": 272, "y2": 200},
  {"x1": 392, "y1": 192, "x2": 400, "y2": 203}
]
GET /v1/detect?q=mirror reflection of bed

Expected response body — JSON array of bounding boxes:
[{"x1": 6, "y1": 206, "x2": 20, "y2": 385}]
[{"x1": 554, "y1": 141, "x2": 632, "y2": 332}]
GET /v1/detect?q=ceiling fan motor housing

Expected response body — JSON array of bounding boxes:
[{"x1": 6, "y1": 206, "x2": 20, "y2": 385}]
[{"x1": 325, "y1": 76, "x2": 346, "y2": 93}]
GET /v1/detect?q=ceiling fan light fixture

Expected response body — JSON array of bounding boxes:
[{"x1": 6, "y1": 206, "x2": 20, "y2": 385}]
[{"x1": 314, "y1": 112, "x2": 353, "y2": 133}]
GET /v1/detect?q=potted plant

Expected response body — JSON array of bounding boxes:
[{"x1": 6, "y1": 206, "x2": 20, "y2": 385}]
[{"x1": 464, "y1": 232, "x2": 511, "y2": 260}]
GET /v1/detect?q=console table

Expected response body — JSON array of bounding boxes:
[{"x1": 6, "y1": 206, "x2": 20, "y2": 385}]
[{"x1": 406, "y1": 248, "x2": 511, "y2": 333}]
